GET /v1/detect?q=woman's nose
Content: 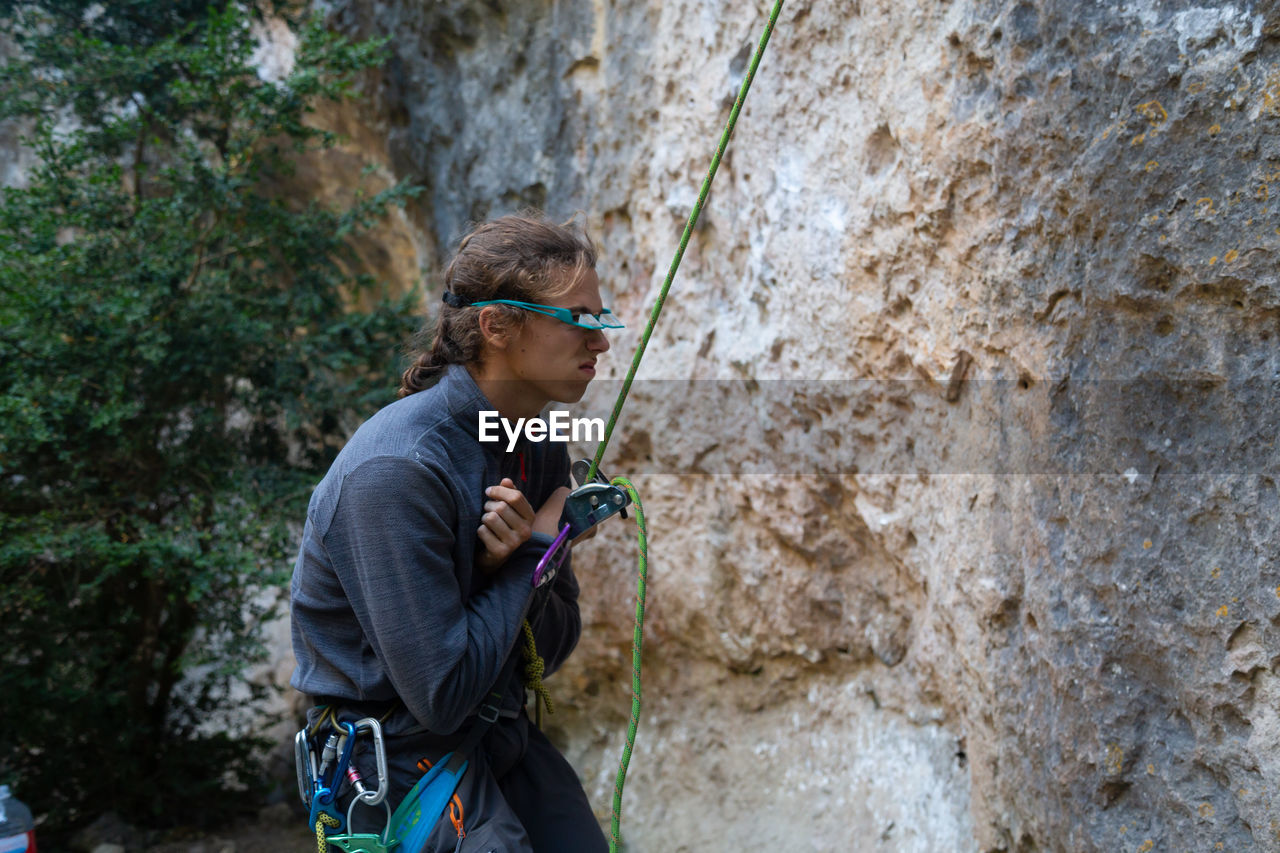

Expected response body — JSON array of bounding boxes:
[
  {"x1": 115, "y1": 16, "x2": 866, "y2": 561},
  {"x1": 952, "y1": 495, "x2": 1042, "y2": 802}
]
[{"x1": 586, "y1": 329, "x2": 610, "y2": 353}]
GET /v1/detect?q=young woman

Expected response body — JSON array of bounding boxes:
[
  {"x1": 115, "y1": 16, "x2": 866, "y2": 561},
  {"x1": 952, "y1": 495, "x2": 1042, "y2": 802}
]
[{"x1": 290, "y1": 213, "x2": 618, "y2": 851}]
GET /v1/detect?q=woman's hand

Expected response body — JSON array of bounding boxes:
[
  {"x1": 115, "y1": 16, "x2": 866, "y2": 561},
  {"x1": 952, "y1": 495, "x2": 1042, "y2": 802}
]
[
  {"x1": 476, "y1": 481, "x2": 601, "y2": 574},
  {"x1": 475, "y1": 478, "x2": 536, "y2": 574},
  {"x1": 532, "y1": 486, "x2": 601, "y2": 545},
  {"x1": 532, "y1": 486, "x2": 570, "y2": 537}
]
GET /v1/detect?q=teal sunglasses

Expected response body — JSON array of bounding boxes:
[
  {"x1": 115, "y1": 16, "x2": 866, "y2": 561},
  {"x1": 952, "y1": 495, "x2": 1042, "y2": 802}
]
[{"x1": 468, "y1": 298, "x2": 625, "y2": 331}]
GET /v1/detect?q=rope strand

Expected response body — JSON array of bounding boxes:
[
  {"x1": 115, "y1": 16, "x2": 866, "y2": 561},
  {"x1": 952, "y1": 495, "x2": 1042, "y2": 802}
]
[
  {"x1": 609, "y1": 477, "x2": 648, "y2": 853},
  {"x1": 588, "y1": 0, "x2": 786, "y2": 482},
  {"x1": 595, "y1": 6, "x2": 785, "y2": 850},
  {"x1": 521, "y1": 618, "x2": 554, "y2": 727},
  {"x1": 315, "y1": 812, "x2": 340, "y2": 853}
]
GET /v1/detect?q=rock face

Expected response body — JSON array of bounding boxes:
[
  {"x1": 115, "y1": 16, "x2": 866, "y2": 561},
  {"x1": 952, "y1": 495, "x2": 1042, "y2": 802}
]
[
  {"x1": 309, "y1": 1, "x2": 1280, "y2": 848},
  {"x1": 284, "y1": 0, "x2": 1280, "y2": 849},
  {"x1": 6, "y1": 0, "x2": 1279, "y2": 849}
]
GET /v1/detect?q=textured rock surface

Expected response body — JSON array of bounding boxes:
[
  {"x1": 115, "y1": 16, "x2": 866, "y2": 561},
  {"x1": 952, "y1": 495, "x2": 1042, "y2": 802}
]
[
  {"x1": 244, "y1": 0, "x2": 1280, "y2": 849},
  {"x1": 307, "y1": 2, "x2": 1277, "y2": 849},
  {"x1": 7, "y1": 0, "x2": 1280, "y2": 850}
]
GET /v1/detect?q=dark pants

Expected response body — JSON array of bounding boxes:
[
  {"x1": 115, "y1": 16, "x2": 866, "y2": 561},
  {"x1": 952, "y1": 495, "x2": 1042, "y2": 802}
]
[{"x1": 340, "y1": 712, "x2": 608, "y2": 853}]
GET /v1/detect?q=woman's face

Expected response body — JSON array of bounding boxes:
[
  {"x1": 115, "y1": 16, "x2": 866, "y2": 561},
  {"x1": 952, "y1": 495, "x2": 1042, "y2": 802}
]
[{"x1": 494, "y1": 266, "x2": 612, "y2": 410}]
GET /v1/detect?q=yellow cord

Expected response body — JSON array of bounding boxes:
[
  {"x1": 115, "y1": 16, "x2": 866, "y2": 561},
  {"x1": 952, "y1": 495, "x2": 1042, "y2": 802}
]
[
  {"x1": 315, "y1": 812, "x2": 341, "y2": 853},
  {"x1": 521, "y1": 618, "x2": 554, "y2": 727}
]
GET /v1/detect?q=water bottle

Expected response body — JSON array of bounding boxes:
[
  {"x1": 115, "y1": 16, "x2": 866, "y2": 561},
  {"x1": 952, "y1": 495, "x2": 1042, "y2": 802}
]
[{"x1": 0, "y1": 785, "x2": 36, "y2": 853}]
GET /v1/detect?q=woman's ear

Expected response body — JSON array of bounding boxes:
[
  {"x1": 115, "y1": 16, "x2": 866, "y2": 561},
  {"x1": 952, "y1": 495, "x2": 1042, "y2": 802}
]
[{"x1": 477, "y1": 306, "x2": 510, "y2": 351}]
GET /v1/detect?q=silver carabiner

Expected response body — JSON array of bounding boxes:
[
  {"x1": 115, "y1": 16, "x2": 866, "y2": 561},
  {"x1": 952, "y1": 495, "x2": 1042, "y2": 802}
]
[
  {"x1": 340, "y1": 718, "x2": 392, "y2": 846},
  {"x1": 294, "y1": 728, "x2": 319, "y2": 807},
  {"x1": 350, "y1": 717, "x2": 389, "y2": 805}
]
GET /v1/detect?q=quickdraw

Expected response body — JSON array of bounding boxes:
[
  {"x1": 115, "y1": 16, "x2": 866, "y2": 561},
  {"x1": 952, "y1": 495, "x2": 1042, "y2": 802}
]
[
  {"x1": 307, "y1": 721, "x2": 356, "y2": 836},
  {"x1": 296, "y1": 717, "x2": 394, "y2": 853}
]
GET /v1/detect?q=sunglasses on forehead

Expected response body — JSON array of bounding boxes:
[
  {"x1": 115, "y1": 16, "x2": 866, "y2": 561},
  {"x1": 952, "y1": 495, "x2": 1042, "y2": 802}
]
[{"x1": 443, "y1": 292, "x2": 625, "y2": 331}]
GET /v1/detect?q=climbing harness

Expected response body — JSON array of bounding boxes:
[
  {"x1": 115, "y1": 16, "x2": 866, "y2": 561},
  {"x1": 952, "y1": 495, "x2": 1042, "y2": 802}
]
[
  {"x1": 298, "y1": 652, "x2": 522, "y2": 853},
  {"x1": 297, "y1": 0, "x2": 783, "y2": 848},
  {"x1": 383, "y1": 649, "x2": 522, "y2": 853}
]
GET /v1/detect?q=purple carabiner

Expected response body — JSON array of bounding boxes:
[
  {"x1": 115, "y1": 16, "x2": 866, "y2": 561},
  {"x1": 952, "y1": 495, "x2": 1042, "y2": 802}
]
[{"x1": 532, "y1": 524, "x2": 572, "y2": 588}]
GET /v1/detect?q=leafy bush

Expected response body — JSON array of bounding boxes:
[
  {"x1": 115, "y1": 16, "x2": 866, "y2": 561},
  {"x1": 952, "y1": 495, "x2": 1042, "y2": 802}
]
[{"x1": 0, "y1": 0, "x2": 418, "y2": 833}]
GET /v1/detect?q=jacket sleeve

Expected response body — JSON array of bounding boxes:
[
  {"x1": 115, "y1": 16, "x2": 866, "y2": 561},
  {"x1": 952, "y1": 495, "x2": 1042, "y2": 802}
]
[{"x1": 321, "y1": 454, "x2": 542, "y2": 734}]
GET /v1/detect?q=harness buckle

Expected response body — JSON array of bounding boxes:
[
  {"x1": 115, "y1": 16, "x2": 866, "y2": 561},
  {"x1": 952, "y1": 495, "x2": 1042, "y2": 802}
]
[{"x1": 477, "y1": 702, "x2": 501, "y2": 724}]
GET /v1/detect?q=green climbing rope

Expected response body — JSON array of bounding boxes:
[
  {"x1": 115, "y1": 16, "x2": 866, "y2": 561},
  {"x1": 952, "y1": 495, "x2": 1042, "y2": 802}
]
[
  {"x1": 588, "y1": 0, "x2": 786, "y2": 483},
  {"x1": 588, "y1": 5, "x2": 785, "y2": 849},
  {"x1": 608, "y1": 476, "x2": 647, "y2": 853}
]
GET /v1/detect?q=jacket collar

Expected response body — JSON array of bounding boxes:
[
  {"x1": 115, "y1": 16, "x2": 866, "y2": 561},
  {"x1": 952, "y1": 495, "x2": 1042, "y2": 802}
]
[{"x1": 439, "y1": 363, "x2": 493, "y2": 421}]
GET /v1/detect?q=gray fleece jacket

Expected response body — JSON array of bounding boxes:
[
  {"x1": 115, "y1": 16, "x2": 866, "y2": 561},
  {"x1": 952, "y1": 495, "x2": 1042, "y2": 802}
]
[{"x1": 289, "y1": 364, "x2": 581, "y2": 735}]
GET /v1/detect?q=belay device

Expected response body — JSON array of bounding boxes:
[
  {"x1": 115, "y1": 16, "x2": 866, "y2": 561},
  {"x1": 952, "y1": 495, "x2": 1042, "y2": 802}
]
[
  {"x1": 300, "y1": 1, "x2": 785, "y2": 850},
  {"x1": 532, "y1": 460, "x2": 632, "y2": 589}
]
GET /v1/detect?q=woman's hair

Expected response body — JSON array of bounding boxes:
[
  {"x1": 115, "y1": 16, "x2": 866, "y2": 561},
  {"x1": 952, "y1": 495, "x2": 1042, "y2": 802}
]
[{"x1": 399, "y1": 212, "x2": 598, "y2": 397}]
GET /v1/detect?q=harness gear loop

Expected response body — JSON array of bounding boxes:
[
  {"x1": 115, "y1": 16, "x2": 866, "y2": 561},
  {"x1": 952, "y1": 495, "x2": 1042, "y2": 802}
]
[
  {"x1": 417, "y1": 756, "x2": 467, "y2": 842},
  {"x1": 521, "y1": 618, "x2": 555, "y2": 727}
]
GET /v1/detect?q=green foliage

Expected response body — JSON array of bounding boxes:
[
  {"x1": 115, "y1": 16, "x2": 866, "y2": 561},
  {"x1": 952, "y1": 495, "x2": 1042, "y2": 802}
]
[{"x1": 0, "y1": 0, "x2": 419, "y2": 833}]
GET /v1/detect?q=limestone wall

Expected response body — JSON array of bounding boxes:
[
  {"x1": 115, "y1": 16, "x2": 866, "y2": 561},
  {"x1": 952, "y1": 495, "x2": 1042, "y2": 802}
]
[
  {"x1": 308, "y1": 1, "x2": 1279, "y2": 849},
  {"x1": 7, "y1": 0, "x2": 1279, "y2": 849}
]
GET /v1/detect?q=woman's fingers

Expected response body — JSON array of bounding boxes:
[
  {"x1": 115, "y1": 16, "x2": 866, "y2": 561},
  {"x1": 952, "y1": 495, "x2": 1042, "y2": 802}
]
[
  {"x1": 474, "y1": 524, "x2": 506, "y2": 573},
  {"x1": 476, "y1": 523, "x2": 506, "y2": 555},
  {"x1": 476, "y1": 513, "x2": 523, "y2": 573},
  {"x1": 483, "y1": 499, "x2": 533, "y2": 537},
  {"x1": 475, "y1": 478, "x2": 535, "y2": 572},
  {"x1": 479, "y1": 479, "x2": 609, "y2": 568},
  {"x1": 479, "y1": 505, "x2": 530, "y2": 549},
  {"x1": 484, "y1": 478, "x2": 534, "y2": 524}
]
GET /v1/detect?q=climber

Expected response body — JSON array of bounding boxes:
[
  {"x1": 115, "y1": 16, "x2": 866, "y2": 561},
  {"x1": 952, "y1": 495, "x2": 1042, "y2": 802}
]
[{"x1": 289, "y1": 212, "x2": 618, "y2": 852}]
